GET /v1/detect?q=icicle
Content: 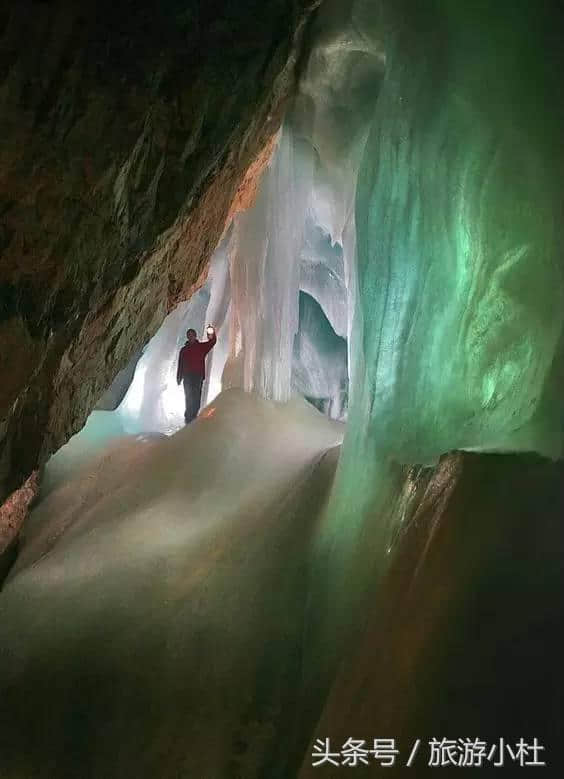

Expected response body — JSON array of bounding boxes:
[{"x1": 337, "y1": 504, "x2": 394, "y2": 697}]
[{"x1": 226, "y1": 126, "x2": 313, "y2": 402}]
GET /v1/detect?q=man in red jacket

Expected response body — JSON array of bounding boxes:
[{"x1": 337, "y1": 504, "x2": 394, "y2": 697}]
[{"x1": 176, "y1": 325, "x2": 217, "y2": 423}]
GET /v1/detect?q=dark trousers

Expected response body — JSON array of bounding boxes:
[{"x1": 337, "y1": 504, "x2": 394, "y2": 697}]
[{"x1": 183, "y1": 373, "x2": 204, "y2": 423}]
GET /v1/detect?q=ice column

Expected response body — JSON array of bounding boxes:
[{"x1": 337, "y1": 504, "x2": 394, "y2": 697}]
[
  {"x1": 226, "y1": 126, "x2": 313, "y2": 402},
  {"x1": 290, "y1": 0, "x2": 384, "y2": 393},
  {"x1": 201, "y1": 234, "x2": 232, "y2": 405}
]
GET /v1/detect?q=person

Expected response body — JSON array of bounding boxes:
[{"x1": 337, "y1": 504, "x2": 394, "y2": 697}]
[{"x1": 176, "y1": 325, "x2": 217, "y2": 424}]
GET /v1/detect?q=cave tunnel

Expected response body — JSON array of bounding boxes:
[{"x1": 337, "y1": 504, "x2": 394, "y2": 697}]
[{"x1": 1, "y1": 0, "x2": 564, "y2": 776}]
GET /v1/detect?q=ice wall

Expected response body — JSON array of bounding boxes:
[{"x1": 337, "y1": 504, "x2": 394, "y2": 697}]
[
  {"x1": 221, "y1": 0, "x2": 385, "y2": 409},
  {"x1": 292, "y1": 292, "x2": 348, "y2": 420},
  {"x1": 354, "y1": 11, "x2": 564, "y2": 464},
  {"x1": 201, "y1": 236, "x2": 232, "y2": 406},
  {"x1": 299, "y1": 221, "x2": 347, "y2": 339},
  {"x1": 289, "y1": 0, "x2": 385, "y2": 409},
  {"x1": 308, "y1": 0, "x2": 564, "y2": 685},
  {"x1": 347, "y1": 0, "x2": 564, "y2": 473},
  {"x1": 118, "y1": 291, "x2": 209, "y2": 434},
  {"x1": 116, "y1": 237, "x2": 232, "y2": 434}
]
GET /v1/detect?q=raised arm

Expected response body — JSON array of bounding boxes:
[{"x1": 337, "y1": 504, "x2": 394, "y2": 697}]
[{"x1": 202, "y1": 331, "x2": 217, "y2": 355}]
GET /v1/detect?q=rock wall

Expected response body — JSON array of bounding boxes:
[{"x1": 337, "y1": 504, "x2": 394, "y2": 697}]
[
  {"x1": 299, "y1": 451, "x2": 564, "y2": 777},
  {"x1": 0, "y1": 471, "x2": 38, "y2": 583},
  {"x1": 0, "y1": 0, "x2": 320, "y2": 501}
]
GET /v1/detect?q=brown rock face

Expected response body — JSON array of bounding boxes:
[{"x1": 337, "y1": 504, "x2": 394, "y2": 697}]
[
  {"x1": 0, "y1": 470, "x2": 38, "y2": 582},
  {"x1": 0, "y1": 0, "x2": 320, "y2": 501},
  {"x1": 299, "y1": 452, "x2": 564, "y2": 776}
]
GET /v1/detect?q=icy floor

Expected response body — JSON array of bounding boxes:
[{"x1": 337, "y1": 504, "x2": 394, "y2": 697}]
[
  {"x1": 0, "y1": 390, "x2": 343, "y2": 778},
  {"x1": 39, "y1": 409, "x2": 166, "y2": 499}
]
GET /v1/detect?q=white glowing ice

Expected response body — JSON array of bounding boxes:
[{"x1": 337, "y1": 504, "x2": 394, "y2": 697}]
[
  {"x1": 1, "y1": 391, "x2": 342, "y2": 775},
  {"x1": 118, "y1": 292, "x2": 209, "y2": 434},
  {"x1": 92, "y1": 1, "x2": 385, "y2": 428},
  {"x1": 116, "y1": 239, "x2": 231, "y2": 434},
  {"x1": 225, "y1": 126, "x2": 313, "y2": 402}
]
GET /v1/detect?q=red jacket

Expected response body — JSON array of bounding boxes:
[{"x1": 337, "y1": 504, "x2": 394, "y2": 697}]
[{"x1": 177, "y1": 334, "x2": 216, "y2": 380}]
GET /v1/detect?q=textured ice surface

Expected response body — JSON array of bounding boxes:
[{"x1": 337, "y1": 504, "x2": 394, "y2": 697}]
[
  {"x1": 220, "y1": 1, "x2": 386, "y2": 407},
  {"x1": 40, "y1": 410, "x2": 138, "y2": 499},
  {"x1": 352, "y1": 2, "x2": 564, "y2": 463},
  {"x1": 4, "y1": 2, "x2": 564, "y2": 774},
  {"x1": 119, "y1": 291, "x2": 210, "y2": 434},
  {"x1": 88, "y1": 0, "x2": 386, "y2": 425},
  {"x1": 201, "y1": 237, "x2": 232, "y2": 407},
  {"x1": 223, "y1": 125, "x2": 353, "y2": 413},
  {"x1": 226, "y1": 126, "x2": 313, "y2": 401},
  {"x1": 291, "y1": 0, "x2": 384, "y2": 248},
  {"x1": 117, "y1": 241, "x2": 232, "y2": 434},
  {"x1": 299, "y1": 220, "x2": 347, "y2": 339},
  {"x1": 292, "y1": 292, "x2": 348, "y2": 420},
  {"x1": 288, "y1": 0, "x2": 385, "y2": 403},
  {"x1": 1, "y1": 390, "x2": 343, "y2": 777},
  {"x1": 305, "y1": 0, "x2": 564, "y2": 691}
]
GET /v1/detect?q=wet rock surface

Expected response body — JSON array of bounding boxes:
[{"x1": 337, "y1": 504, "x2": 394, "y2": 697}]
[{"x1": 299, "y1": 451, "x2": 564, "y2": 776}]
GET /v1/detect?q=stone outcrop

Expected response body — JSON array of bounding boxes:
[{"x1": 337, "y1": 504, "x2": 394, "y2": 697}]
[
  {"x1": 0, "y1": 471, "x2": 38, "y2": 583},
  {"x1": 299, "y1": 451, "x2": 564, "y2": 776},
  {"x1": 0, "y1": 0, "x2": 320, "y2": 502}
]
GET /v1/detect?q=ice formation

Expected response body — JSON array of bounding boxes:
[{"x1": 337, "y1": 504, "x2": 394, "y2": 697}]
[
  {"x1": 213, "y1": 0, "x2": 386, "y2": 410},
  {"x1": 118, "y1": 292, "x2": 209, "y2": 434},
  {"x1": 354, "y1": 35, "x2": 564, "y2": 463},
  {"x1": 37, "y1": 0, "x2": 564, "y2": 627},
  {"x1": 200, "y1": 236, "x2": 232, "y2": 407},
  {"x1": 1, "y1": 391, "x2": 343, "y2": 776},
  {"x1": 304, "y1": 0, "x2": 564, "y2": 687},
  {"x1": 225, "y1": 126, "x2": 313, "y2": 401},
  {"x1": 3, "y1": 2, "x2": 563, "y2": 773},
  {"x1": 292, "y1": 292, "x2": 348, "y2": 420},
  {"x1": 336, "y1": 0, "x2": 564, "y2": 507},
  {"x1": 70, "y1": 0, "x2": 388, "y2": 436},
  {"x1": 106, "y1": 104, "x2": 360, "y2": 431},
  {"x1": 41, "y1": 410, "x2": 132, "y2": 498},
  {"x1": 298, "y1": 220, "x2": 347, "y2": 340},
  {"x1": 114, "y1": 238, "x2": 232, "y2": 435}
]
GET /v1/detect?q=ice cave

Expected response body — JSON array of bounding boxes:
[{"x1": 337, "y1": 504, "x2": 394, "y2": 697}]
[{"x1": 0, "y1": 1, "x2": 563, "y2": 776}]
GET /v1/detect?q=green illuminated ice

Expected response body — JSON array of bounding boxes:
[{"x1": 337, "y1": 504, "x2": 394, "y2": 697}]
[
  {"x1": 310, "y1": 0, "x2": 564, "y2": 677},
  {"x1": 353, "y1": 2, "x2": 564, "y2": 464}
]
